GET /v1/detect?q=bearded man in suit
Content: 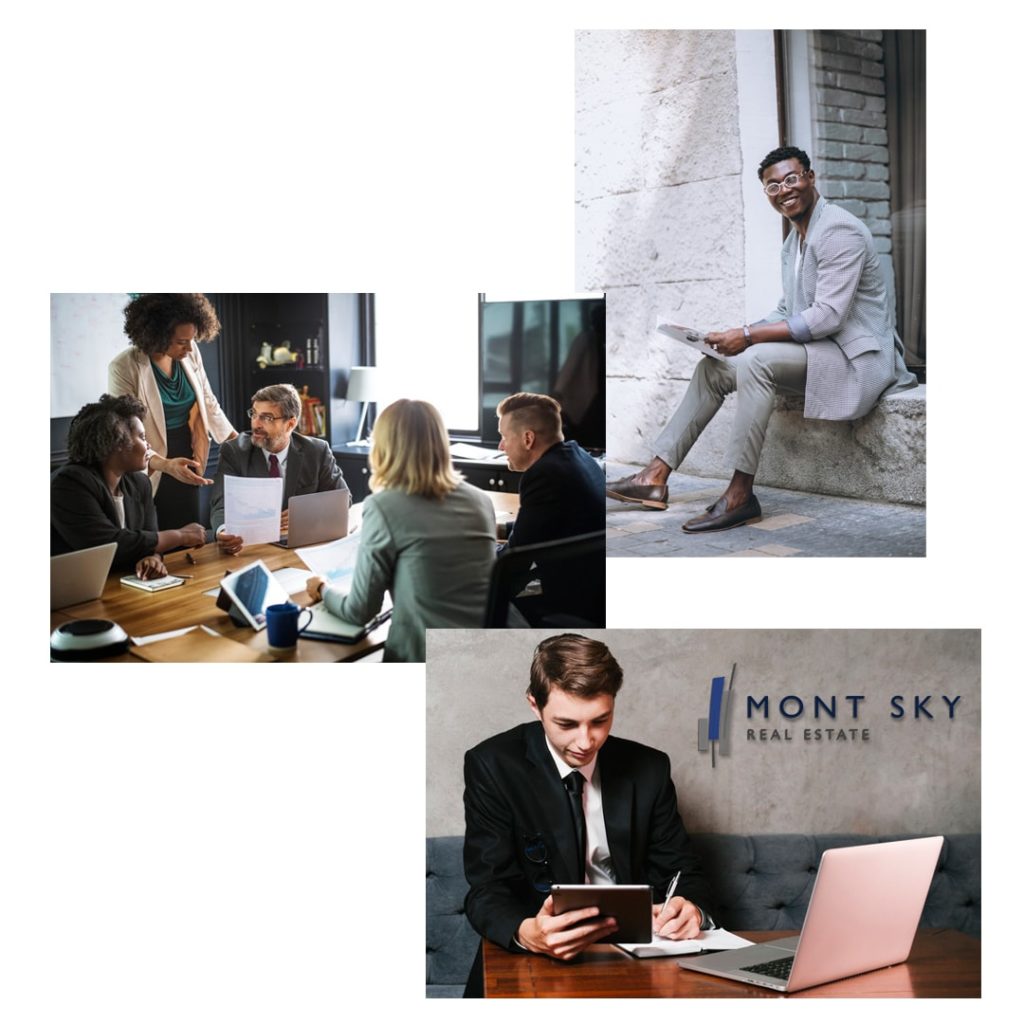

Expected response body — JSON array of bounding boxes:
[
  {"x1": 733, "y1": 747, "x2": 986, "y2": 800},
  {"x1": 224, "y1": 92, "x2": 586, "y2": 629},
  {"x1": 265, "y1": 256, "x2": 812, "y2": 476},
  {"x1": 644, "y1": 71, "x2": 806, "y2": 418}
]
[
  {"x1": 606, "y1": 145, "x2": 918, "y2": 533},
  {"x1": 210, "y1": 383, "x2": 349, "y2": 553},
  {"x1": 463, "y1": 634, "x2": 713, "y2": 965}
]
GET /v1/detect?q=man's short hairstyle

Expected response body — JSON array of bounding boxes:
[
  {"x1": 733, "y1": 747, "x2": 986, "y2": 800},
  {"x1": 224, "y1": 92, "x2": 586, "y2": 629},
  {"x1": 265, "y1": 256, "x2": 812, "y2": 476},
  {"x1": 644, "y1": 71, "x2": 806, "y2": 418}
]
[
  {"x1": 757, "y1": 145, "x2": 812, "y2": 181},
  {"x1": 496, "y1": 392, "x2": 563, "y2": 440},
  {"x1": 122, "y1": 293, "x2": 221, "y2": 355},
  {"x1": 369, "y1": 398, "x2": 461, "y2": 500},
  {"x1": 67, "y1": 393, "x2": 147, "y2": 467},
  {"x1": 250, "y1": 383, "x2": 301, "y2": 421},
  {"x1": 528, "y1": 633, "x2": 624, "y2": 710}
]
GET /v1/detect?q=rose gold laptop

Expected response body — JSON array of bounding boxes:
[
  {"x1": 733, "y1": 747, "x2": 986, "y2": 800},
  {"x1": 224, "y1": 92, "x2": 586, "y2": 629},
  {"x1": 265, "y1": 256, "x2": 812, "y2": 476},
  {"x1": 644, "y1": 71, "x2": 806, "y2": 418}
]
[{"x1": 677, "y1": 836, "x2": 943, "y2": 993}]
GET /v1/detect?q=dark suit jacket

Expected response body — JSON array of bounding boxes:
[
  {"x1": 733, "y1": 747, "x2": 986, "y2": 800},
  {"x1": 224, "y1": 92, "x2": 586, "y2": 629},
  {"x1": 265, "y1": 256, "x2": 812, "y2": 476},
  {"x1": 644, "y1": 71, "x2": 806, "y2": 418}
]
[
  {"x1": 50, "y1": 463, "x2": 159, "y2": 571},
  {"x1": 209, "y1": 431, "x2": 350, "y2": 533},
  {"x1": 506, "y1": 440, "x2": 605, "y2": 622},
  {"x1": 463, "y1": 721, "x2": 713, "y2": 950}
]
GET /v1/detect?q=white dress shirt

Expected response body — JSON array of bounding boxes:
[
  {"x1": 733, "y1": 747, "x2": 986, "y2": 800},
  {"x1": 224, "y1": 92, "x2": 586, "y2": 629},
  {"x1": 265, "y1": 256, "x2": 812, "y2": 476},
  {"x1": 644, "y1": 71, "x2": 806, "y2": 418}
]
[{"x1": 544, "y1": 737, "x2": 616, "y2": 885}]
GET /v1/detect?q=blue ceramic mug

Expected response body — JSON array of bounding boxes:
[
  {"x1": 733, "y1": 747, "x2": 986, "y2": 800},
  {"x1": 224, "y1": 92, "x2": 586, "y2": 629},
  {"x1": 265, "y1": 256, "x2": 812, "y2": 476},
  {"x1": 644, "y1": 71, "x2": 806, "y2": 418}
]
[{"x1": 266, "y1": 602, "x2": 313, "y2": 649}]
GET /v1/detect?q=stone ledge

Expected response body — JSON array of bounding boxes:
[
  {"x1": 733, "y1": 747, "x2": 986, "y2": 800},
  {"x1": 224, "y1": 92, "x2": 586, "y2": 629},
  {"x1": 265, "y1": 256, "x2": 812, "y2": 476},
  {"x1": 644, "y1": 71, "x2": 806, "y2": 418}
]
[{"x1": 609, "y1": 382, "x2": 925, "y2": 506}]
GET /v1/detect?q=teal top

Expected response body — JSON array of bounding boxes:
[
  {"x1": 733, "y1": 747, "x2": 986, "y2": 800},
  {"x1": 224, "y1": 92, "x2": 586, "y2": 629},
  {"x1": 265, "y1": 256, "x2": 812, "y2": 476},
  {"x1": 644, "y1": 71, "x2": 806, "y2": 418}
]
[{"x1": 151, "y1": 358, "x2": 196, "y2": 429}]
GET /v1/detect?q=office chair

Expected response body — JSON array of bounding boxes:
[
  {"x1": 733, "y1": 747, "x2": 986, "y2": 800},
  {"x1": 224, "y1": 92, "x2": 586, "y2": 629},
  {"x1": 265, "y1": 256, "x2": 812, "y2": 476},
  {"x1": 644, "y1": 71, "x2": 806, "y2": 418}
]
[{"x1": 484, "y1": 529, "x2": 606, "y2": 628}]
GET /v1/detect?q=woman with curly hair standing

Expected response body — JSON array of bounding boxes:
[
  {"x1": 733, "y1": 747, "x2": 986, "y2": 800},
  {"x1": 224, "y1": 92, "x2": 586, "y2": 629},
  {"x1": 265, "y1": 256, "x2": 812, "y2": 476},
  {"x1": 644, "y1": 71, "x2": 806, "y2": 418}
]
[
  {"x1": 51, "y1": 395, "x2": 206, "y2": 579},
  {"x1": 108, "y1": 293, "x2": 237, "y2": 530}
]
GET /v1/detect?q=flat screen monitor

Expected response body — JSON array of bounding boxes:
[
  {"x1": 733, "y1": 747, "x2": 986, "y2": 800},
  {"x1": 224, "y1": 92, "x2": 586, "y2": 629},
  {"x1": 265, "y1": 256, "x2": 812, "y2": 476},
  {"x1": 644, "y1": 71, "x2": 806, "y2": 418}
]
[{"x1": 479, "y1": 296, "x2": 605, "y2": 453}]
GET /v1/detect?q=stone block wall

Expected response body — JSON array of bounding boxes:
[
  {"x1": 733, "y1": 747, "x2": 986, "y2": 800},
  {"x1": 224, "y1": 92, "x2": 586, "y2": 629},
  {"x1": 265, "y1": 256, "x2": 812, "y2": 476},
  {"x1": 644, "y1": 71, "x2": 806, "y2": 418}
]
[{"x1": 575, "y1": 30, "x2": 746, "y2": 467}]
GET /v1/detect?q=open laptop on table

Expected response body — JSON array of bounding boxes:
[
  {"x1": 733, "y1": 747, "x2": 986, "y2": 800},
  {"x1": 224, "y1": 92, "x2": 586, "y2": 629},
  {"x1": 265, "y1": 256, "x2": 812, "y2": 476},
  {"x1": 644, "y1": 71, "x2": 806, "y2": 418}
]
[
  {"x1": 51, "y1": 542, "x2": 117, "y2": 609},
  {"x1": 273, "y1": 490, "x2": 349, "y2": 548},
  {"x1": 677, "y1": 836, "x2": 943, "y2": 993}
]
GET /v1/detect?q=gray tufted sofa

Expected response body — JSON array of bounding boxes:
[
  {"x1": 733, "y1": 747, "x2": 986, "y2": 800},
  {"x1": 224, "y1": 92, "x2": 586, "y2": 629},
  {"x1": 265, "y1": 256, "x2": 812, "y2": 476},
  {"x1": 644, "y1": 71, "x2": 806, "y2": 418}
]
[{"x1": 425, "y1": 832, "x2": 980, "y2": 998}]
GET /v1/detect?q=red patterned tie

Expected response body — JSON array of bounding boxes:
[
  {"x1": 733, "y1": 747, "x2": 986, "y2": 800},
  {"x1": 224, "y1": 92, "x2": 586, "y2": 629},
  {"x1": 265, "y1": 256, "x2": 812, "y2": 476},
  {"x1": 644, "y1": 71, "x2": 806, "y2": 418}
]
[{"x1": 268, "y1": 454, "x2": 280, "y2": 478}]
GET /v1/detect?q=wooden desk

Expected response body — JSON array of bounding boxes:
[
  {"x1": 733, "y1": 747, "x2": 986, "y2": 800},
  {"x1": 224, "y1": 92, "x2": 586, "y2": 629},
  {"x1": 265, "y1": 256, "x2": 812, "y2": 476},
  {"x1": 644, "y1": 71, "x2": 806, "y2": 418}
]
[
  {"x1": 50, "y1": 543, "x2": 387, "y2": 663},
  {"x1": 50, "y1": 492, "x2": 518, "y2": 663},
  {"x1": 482, "y1": 929, "x2": 980, "y2": 998}
]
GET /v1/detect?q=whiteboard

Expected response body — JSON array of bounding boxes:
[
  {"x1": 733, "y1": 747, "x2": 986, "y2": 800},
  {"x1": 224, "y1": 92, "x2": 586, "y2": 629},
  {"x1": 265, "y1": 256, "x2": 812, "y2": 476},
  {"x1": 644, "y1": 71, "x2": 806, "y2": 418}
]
[{"x1": 50, "y1": 293, "x2": 133, "y2": 417}]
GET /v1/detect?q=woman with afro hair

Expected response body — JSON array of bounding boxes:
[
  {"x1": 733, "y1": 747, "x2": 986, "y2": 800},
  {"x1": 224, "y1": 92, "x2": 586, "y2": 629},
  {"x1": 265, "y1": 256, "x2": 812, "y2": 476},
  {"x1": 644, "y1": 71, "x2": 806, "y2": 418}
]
[
  {"x1": 108, "y1": 294, "x2": 237, "y2": 530},
  {"x1": 51, "y1": 394, "x2": 207, "y2": 578}
]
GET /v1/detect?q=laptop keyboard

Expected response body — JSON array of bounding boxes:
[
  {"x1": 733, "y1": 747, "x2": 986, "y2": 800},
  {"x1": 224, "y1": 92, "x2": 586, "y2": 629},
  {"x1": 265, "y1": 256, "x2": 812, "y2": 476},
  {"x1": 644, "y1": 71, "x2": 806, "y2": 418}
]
[{"x1": 745, "y1": 956, "x2": 794, "y2": 980}]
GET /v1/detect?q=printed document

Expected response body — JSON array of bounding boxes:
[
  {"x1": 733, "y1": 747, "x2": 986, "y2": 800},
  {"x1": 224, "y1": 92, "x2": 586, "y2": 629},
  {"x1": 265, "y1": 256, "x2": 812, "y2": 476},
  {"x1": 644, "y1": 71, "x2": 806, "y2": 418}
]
[{"x1": 224, "y1": 475, "x2": 284, "y2": 544}]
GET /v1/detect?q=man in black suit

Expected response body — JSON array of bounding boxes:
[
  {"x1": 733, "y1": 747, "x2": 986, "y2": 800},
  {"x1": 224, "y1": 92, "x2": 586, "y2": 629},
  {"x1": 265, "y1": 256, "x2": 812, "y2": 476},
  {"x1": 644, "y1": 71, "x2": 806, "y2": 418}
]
[
  {"x1": 496, "y1": 393, "x2": 605, "y2": 624},
  {"x1": 210, "y1": 383, "x2": 349, "y2": 554},
  {"x1": 463, "y1": 634, "x2": 713, "y2": 964}
]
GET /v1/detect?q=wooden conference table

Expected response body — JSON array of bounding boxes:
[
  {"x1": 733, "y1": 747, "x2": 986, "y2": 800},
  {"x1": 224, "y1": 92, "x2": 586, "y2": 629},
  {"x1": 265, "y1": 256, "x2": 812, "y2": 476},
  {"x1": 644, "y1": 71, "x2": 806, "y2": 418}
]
[
  {"x1": 51, "y1": 492, "x2": 520, "y2": 663},
  {"x1": 482, "y1": 929, "x2": 980, "y2": 998}
]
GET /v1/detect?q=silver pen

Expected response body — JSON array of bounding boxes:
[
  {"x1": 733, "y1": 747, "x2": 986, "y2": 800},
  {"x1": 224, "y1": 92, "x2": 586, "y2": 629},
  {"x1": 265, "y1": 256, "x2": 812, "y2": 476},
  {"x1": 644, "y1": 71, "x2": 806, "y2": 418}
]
[{"x1": 654, "y1": 871, "x2": 682, "y2": 936}]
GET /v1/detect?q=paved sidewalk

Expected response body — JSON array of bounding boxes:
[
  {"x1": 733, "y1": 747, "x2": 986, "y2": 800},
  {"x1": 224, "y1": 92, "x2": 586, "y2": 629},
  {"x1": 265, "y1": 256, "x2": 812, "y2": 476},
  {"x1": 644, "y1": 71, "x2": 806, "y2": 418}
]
[{"x1": 606, "y1": 464, "x2": 925, "y2": 558}]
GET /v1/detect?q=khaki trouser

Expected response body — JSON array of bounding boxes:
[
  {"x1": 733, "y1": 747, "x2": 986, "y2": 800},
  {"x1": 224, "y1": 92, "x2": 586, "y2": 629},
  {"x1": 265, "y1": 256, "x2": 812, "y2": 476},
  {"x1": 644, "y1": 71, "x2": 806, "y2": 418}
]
[{"x1": 653, "y1": 343, "x2": 808, "y2": 477}]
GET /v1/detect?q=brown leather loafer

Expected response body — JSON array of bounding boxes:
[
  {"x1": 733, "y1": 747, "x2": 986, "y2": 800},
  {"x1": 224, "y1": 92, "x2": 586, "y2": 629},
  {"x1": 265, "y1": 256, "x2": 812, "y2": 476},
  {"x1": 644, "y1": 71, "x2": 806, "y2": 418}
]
[
  {"x1": 606, "y1": 476, "x2": 669, "y2": 510},
  {"x1": 682, "y1": 494, "x2": 762, "y2": 533}
]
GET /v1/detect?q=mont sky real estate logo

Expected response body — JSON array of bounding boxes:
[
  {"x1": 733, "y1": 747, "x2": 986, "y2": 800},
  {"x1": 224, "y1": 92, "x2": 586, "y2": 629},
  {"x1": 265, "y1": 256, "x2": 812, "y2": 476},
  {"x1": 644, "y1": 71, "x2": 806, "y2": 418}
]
[{"x1": 697, "y1": 664, "x2": 963, "y2": 767}]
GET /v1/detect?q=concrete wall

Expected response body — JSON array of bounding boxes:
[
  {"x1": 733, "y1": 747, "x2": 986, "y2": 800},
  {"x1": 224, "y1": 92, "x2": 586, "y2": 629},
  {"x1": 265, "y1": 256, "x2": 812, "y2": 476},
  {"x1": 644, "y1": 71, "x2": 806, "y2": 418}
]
[
  {"x1": 575, "y1": 30, "x2": 747, "y2": 468},
  {"x1": 426, "y1": 629, "x2": 979, "y2": 838}
]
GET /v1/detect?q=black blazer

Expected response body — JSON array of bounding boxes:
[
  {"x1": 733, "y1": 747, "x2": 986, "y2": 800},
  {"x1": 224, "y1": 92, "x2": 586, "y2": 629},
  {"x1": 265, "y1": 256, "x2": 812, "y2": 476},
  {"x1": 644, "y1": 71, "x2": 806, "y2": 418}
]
[
  {"x1": 506, "y1": 441, "x2": 605, "y2": 621},
  {"x1": 463, "y1": 721, "x2": 713, "y2": 950},
  {"x1": 209, "y1": 431, "x2": 350, "y2": 533},
  {"x1": 50, "y1": 463, "x2": 159, "y2": 571}
]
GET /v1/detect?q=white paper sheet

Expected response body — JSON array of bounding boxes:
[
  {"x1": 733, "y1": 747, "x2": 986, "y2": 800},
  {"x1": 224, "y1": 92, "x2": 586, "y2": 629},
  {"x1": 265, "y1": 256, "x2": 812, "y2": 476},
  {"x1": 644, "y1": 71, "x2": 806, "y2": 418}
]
[
  {"x1": 617, "y1": 927, "x2": 754, "y2": 958},
  {"x1": 295, "y1": 533, "x2": 362, "y2": 594},
  {"x1": 224, "y1": 475, "x2": 284, "y2": 544}
]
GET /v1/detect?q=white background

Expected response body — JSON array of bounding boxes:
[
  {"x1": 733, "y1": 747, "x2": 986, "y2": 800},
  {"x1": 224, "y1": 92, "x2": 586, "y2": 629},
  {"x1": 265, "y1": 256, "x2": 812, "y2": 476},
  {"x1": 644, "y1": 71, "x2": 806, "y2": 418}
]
[{"x1": 8, "y1": 2, "x2": 1015, "y2": 1021}]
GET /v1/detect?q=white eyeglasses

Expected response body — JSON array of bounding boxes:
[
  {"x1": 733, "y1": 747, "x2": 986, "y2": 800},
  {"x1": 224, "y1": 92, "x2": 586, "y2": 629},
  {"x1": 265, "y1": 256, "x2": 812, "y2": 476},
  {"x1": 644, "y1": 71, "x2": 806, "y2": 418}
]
[{"x1": 763, "y1": 170, "x2": 811, "y2": 197}]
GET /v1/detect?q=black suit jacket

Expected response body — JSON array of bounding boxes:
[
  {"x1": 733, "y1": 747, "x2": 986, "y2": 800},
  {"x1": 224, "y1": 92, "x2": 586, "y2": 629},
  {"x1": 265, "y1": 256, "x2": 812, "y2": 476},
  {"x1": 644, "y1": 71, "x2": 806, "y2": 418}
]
[
  {"x1": 209, "y1": 431, "x2": 350, "y2": 533},
  {"x1": 506, "y1": 441, "x2": 605, "y2": 621},
  {"x1": 50, "y1": 463, "x2": 159, "y2": 571},
  {"x1": 463, "y1": 721, "x2": 712, "y2": 950}
]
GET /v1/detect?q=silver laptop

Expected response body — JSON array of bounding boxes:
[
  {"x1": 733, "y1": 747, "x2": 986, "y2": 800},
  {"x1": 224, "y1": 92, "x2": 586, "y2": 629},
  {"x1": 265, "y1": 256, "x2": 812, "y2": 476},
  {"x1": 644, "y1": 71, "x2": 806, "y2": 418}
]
[
  {"x1": 276, "y1": 490, "x2": 349, "y2": 548},
  {"x1": 50, "y1": 542, "x2": 117, "y2": 609},
  {"x1": 678, "y1": 836, "x2": 943, "y2": 993}
]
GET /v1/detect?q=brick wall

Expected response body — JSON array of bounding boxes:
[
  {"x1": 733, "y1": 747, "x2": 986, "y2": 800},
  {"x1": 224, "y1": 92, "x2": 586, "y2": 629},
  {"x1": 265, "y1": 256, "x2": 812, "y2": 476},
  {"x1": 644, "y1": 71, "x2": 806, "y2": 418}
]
[{"x1": 809, "y1": 30, "x2": 892, "y2": 257}]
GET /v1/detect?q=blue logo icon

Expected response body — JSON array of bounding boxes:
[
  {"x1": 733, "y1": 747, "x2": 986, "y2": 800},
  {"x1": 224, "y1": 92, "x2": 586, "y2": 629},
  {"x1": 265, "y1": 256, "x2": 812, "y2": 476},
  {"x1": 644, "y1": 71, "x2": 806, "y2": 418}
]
[{"x1": 698, "y1": 663, "x2": 736, "y2": 767}]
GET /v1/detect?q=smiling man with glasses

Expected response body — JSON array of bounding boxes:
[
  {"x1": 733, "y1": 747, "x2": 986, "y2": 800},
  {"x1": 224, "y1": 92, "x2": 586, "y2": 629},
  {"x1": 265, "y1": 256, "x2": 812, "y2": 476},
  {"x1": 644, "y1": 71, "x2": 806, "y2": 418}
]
[
  {"x1": 210, "y1": 383, "x2": 349, "y2": 554},
  {"x1": 606, "y1": 145, "x2": 918, "y2": 533}
]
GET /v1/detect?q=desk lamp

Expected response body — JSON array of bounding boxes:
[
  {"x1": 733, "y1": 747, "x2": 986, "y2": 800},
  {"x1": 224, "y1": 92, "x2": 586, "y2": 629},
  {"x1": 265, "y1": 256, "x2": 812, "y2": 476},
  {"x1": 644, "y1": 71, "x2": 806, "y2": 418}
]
[{"x1": 346, "y1": 366, "x2": 379, "y2": 445}]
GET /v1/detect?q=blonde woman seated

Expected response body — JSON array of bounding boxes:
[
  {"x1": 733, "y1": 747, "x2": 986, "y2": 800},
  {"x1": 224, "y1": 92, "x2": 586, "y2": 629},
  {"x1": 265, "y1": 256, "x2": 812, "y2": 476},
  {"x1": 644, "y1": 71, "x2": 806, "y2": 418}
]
[{"x1": 305, "y1": 399, "x2": 495, "y2": 663}]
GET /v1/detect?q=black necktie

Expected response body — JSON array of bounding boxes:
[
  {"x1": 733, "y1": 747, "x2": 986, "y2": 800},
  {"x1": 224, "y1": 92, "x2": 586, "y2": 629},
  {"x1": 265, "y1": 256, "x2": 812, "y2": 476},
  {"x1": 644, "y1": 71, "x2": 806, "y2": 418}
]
[{"x1": 563, "y1": 771, "x2": 587, "y2": 883}]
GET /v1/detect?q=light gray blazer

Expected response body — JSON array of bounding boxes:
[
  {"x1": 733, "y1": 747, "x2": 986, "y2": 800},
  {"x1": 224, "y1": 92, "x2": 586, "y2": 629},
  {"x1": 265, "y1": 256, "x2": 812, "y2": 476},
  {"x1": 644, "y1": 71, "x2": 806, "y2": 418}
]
[
  {"x1": 763, "y1": 198, "x2": 917, "y2": 420},
  {"x1": 322, "y1": 482, "x2": 495, "y2": 663}
]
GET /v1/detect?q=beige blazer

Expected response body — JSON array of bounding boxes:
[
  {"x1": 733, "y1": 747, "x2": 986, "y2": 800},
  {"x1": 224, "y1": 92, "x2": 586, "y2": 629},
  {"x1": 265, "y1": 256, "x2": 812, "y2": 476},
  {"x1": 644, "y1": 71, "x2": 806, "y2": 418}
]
[{"x1": 108, "y1": 343, "x2": 235, "y2": 493}]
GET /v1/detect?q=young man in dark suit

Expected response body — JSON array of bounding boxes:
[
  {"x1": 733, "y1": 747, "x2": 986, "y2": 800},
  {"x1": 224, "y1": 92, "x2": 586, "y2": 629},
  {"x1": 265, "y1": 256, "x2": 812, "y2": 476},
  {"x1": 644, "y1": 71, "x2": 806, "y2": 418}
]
[
  {"x1": 496, "y1": 393, "x2": 605, "y2": 623},
  {"x1": 463, "y1": 634, "x2": 713, "y2": 965},
  {"x1": 210, "y1": 383, "x2": 350, "y2": 554}
]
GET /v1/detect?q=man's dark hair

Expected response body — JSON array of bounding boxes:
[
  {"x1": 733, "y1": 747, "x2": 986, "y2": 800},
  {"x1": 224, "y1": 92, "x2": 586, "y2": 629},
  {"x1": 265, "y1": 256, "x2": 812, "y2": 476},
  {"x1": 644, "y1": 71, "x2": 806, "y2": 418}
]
[
  {"x1": 757, "y1": 145, "x2": 811, "y2": 181},
  {"x1": 528, "y1": 633, "x2": 623, "y2": 710},
  {"x1": 123, "y1": 293, "x2": 221, "y2": 355},
  {"x1": 67, "y1": 394, "x2": 147, "y2": 466}
]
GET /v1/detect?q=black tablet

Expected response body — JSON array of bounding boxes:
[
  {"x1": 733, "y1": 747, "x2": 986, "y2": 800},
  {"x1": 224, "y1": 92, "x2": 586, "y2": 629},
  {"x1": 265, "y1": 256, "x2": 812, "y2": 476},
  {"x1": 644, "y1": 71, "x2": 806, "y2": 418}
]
[{"x1": 550, "y1": 884, "x2": 652, "y2": 943}]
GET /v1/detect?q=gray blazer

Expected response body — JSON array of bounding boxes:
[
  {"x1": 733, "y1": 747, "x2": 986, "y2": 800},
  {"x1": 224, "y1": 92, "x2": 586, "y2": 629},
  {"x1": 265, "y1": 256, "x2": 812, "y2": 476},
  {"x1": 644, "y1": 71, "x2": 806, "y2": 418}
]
[
  {"x1": 763, "y1": 199, "x2": 917, "y2": 420},
  {"x1": 322, "y1": 482, "x2": 495, "y2": 663},
  {"x1": 209, "y1": 431, "x2": 350, "y2": 533}
]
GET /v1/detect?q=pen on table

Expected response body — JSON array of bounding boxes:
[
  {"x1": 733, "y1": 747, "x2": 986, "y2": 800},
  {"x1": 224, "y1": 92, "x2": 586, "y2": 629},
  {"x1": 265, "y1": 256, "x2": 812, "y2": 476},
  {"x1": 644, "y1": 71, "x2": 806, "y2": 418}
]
[
  {"x1": 654, "y1": 871, "x2": 681, "y2": 936},
  {"x1": 186, "y1": 552, "x2": 197, "y2": 565}
]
